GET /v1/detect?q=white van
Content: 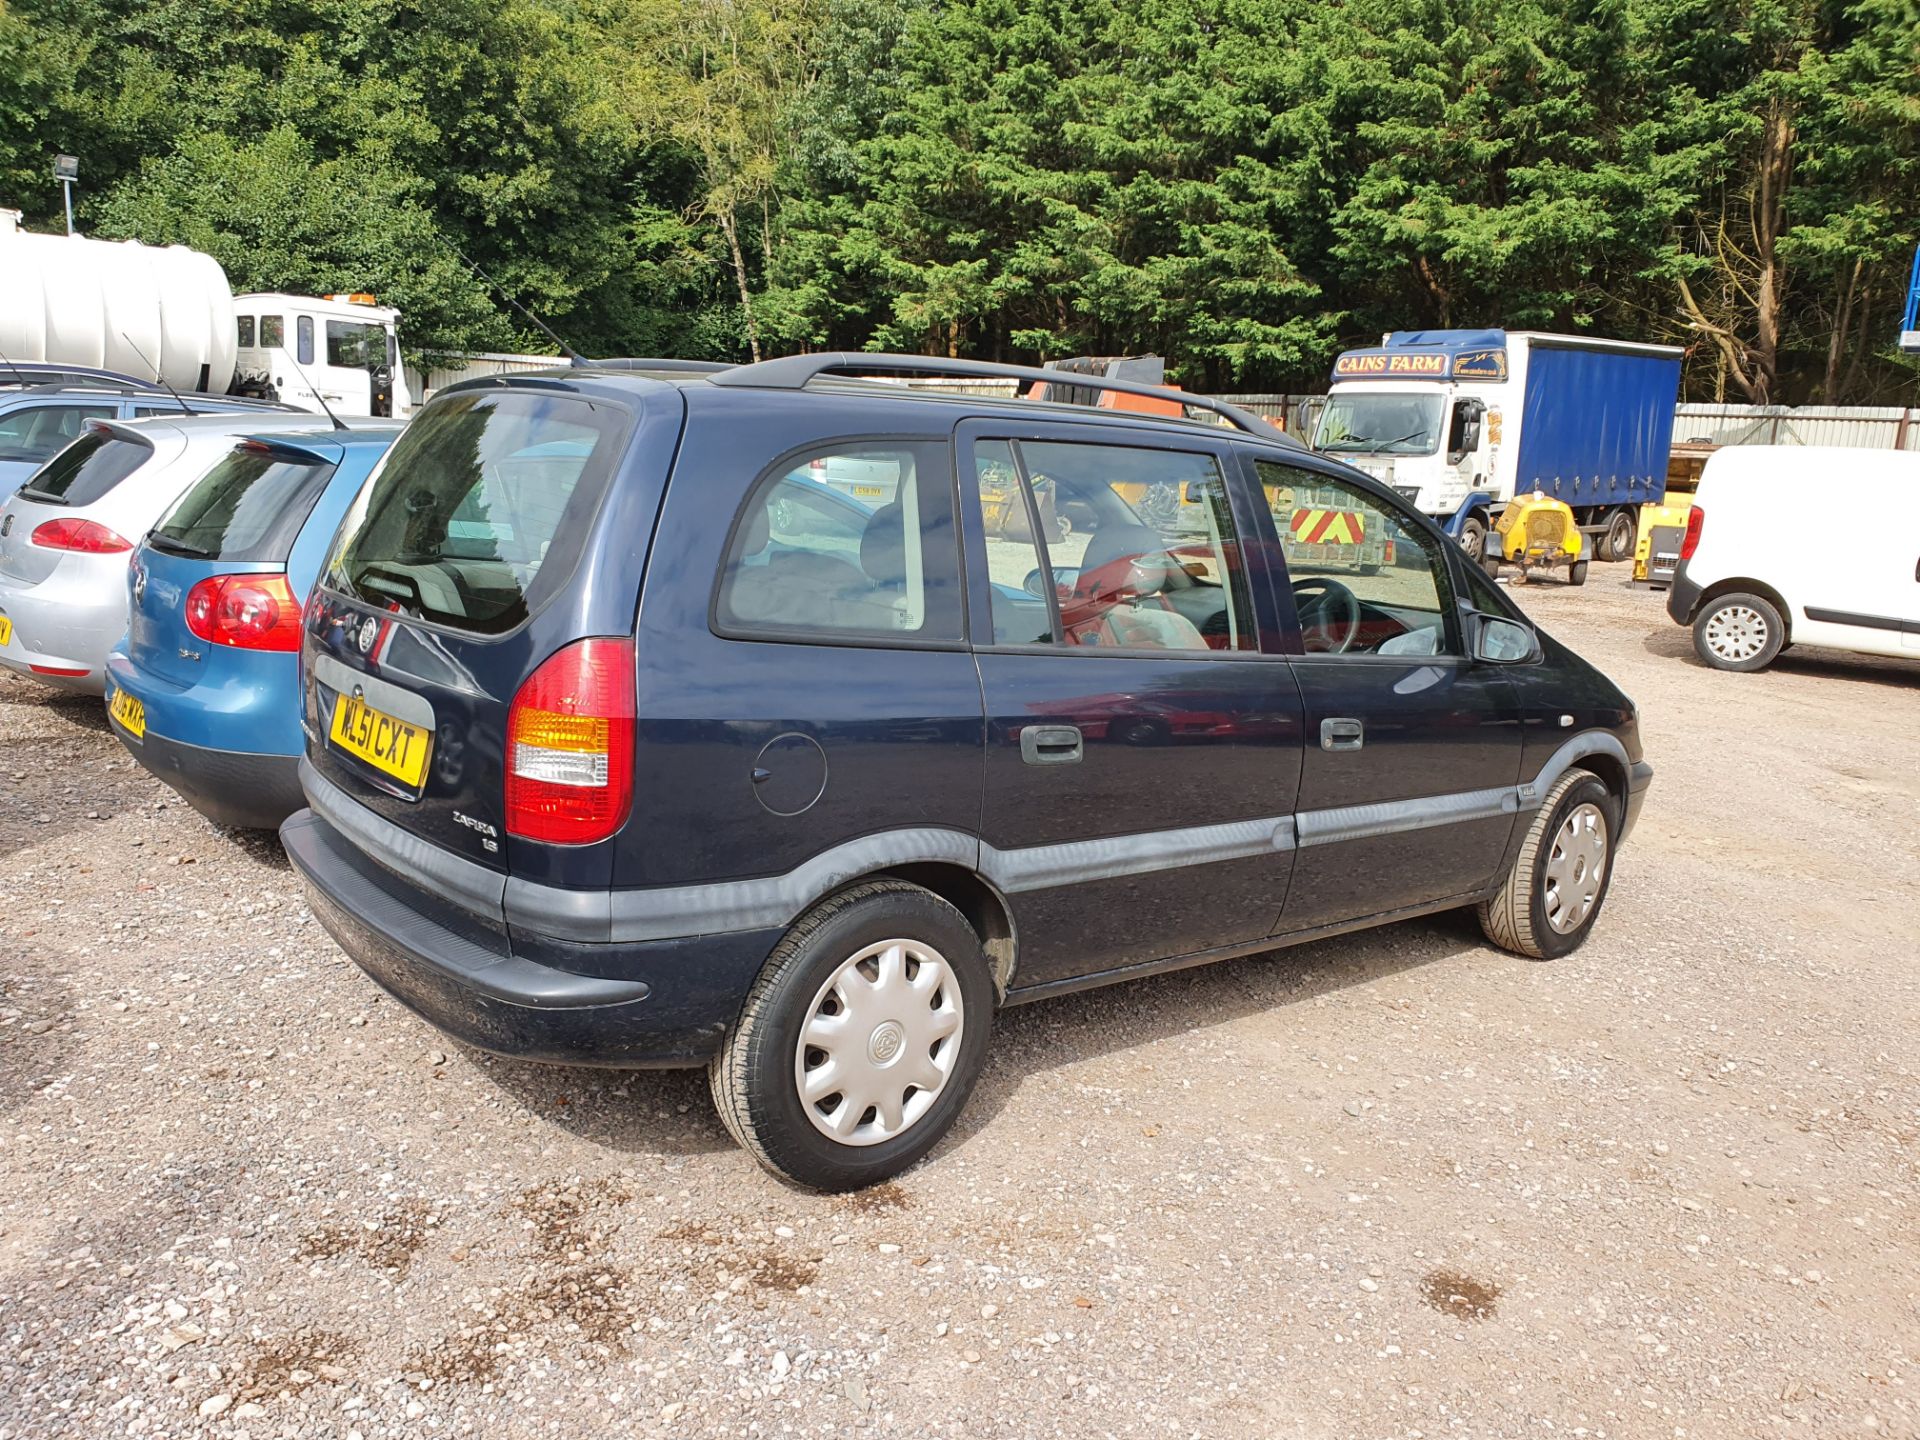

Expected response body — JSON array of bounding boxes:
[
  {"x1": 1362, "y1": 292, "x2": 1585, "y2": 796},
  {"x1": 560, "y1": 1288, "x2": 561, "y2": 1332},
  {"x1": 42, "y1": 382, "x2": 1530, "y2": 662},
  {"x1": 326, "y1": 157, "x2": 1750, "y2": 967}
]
[{"x1": 1667, "y1": 446, "x2": 1920, "y2": 671}]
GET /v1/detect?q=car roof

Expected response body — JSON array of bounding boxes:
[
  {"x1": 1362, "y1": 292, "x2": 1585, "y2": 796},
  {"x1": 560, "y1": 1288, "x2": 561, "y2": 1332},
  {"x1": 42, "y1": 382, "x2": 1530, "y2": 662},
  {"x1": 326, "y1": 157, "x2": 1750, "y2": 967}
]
[
  {"x1": 437, "y1": 361, "x2": 1303, "y2": 452},
  {"x1": 103, "y1": 411, "x2": 390, "y2": 446}
]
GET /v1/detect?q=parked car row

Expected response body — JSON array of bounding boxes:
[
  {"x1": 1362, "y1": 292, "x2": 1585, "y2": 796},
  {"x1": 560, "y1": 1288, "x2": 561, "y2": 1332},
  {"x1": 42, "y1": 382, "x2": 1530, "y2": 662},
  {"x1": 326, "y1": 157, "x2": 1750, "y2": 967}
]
[{"x1": 3, "y1": 356, "x2": 1658, "y2": 1193}]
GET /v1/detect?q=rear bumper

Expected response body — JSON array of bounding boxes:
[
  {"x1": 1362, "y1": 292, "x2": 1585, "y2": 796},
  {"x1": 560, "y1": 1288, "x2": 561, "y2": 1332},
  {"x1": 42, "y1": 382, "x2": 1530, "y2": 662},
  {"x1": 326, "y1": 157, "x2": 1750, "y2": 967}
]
[
  {"x1": 114, "y1": 724, "x2": 303, "y2": 830},
  {"x1": 0, "y1": 571, "x2": 123, "y2": 694},
  {"x1": 1665, "y1": 560, "x2": 1702, "y2": 625},
  {"x1": 280, "y1": 807, "x2": 781, "y2": 1067}
]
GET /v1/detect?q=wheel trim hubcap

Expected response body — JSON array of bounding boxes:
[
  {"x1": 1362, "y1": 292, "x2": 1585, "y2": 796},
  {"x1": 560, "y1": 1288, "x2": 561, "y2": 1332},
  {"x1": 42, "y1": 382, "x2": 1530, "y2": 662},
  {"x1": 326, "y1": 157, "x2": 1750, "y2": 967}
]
[
  {"x1": 794, "y1": 938, "x2": 964, "y2": 1147},
  {"x1": 1705, "y1": 605, "x2": 1767, "y2": 661},
  {"x1": 1544, "y1": 802, "x2": 1609, "y2": 934}
]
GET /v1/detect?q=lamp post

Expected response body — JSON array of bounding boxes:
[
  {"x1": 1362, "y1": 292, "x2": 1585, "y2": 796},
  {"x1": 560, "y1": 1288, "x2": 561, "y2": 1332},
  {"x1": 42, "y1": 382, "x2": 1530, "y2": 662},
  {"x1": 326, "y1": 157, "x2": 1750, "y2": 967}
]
[{"x1": 54, "y1": 154, "x2": 79, "y2": 235}]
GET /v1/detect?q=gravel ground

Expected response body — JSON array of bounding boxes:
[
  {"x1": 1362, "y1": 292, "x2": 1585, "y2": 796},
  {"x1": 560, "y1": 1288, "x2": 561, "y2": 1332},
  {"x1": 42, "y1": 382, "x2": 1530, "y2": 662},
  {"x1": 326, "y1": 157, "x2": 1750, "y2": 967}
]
[{"x1": 2, "y1": 577, "x2": 1916, "y2": 1440}]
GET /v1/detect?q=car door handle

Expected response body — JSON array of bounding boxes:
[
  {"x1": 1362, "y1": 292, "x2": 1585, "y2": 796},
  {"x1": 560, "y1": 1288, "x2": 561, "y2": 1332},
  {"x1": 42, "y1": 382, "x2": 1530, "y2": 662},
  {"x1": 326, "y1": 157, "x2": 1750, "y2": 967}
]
[
  {"x1": 1020, "y1": 725, "x2": 1083, "y2": 765},
  {"x1": 1320, "y1": 717, "x2": 1365, "y2": 751}
]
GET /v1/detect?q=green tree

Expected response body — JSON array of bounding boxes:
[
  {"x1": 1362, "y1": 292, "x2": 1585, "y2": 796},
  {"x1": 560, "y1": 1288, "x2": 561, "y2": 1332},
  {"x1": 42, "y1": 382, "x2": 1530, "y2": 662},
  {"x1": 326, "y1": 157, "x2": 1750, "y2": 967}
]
[{"x1": 97, "y1": 128, "x2": 502, "y2": 358}]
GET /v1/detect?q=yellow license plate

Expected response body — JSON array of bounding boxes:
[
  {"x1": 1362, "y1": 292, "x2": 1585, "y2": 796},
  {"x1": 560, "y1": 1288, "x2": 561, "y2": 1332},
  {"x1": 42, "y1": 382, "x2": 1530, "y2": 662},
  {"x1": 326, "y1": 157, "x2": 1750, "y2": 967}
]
[
  {"x1": 329, "y1": 691, "x2": 431, "y2": 787},
  {"x1": 108, "y1": 685, "x2": 145, "y2": 739},
  {"x1": 852, "y1": 484, "x2": 886, "y2": 497},
  {"x1": 0, "y1": 615, "x2": 12, "y2": 646}
]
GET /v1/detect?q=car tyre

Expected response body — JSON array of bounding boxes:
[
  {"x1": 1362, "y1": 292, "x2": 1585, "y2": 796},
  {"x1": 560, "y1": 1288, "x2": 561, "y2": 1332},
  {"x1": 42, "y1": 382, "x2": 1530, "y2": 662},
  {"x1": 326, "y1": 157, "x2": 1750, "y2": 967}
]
[
  {"x1": 1478, "y1": 767, "x2": 1616, "y2": 961},
  {"x1": 1692, "y1": 592, "x2": 1784, "y2": 672},
  {"x1": 1568, "y1": 558, "x2": 1589, "y2": 587},
  {"x1": 709, "y1": 880, "x2": 994, "y2": 1191}
]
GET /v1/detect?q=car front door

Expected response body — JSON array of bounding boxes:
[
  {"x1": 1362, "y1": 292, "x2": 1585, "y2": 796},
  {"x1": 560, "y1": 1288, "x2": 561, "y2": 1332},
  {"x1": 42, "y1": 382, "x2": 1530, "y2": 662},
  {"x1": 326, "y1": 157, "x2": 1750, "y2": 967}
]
[
  {"x1": 1257, "y1": 458, "x2": 1525, "y2": 934},
  {"x1": 958, "y1": 419, "x2": 1304, "y2": 992}
]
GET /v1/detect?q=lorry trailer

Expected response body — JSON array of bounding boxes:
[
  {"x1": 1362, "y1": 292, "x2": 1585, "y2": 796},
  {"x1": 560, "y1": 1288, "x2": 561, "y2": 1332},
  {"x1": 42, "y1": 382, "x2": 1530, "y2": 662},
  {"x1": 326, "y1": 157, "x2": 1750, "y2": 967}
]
[
  {"x1": 1314, "y1": 329, "x2": 1682, "y2": 562},
  {"x1": 0, "y1": 214, "x2": 410, "y2": 418}
]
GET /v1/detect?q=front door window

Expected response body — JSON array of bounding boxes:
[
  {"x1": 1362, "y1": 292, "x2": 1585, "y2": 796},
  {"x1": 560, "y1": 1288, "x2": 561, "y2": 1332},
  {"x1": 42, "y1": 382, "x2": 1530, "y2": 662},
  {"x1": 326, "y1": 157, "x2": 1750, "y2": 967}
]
[{"x1": 1257, "y1": 461, "x2": 1455, "y2": 657}]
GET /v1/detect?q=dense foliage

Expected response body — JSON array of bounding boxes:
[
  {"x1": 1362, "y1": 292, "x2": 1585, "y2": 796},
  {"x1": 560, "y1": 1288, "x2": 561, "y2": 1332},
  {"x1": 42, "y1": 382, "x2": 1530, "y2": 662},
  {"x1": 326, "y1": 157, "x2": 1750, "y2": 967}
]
[{"x1": 2, "y1": 0, "x2": 1914, "y2": 398}]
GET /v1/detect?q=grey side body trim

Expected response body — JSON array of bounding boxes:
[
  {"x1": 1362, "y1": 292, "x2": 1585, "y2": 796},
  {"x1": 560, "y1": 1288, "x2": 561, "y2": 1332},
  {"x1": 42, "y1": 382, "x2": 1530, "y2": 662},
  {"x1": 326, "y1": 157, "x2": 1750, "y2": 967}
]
[{"x1": 299, "y1": 730, "x2": 1644, "y2": 949}]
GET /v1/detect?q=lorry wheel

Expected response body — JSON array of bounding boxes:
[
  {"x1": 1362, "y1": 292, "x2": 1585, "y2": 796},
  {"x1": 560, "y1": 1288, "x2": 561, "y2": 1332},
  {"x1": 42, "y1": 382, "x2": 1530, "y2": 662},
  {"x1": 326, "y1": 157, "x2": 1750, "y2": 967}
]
[
  {"x1": 1600, "y1": 508, "x2": 1637, "y2": 562},
  {"x1": 710, "y1": 880, "x2": 994, "y2": 1191},
  {"x1": 1459, "y1": 515, "x2": 1488, "y2": 561},
  {"x1": 1568, "y1": 559, "x2": 1589, "y2": 587},
  {"x1": 1692, "y1": 592, "x2": 1784, "y2": 672}
]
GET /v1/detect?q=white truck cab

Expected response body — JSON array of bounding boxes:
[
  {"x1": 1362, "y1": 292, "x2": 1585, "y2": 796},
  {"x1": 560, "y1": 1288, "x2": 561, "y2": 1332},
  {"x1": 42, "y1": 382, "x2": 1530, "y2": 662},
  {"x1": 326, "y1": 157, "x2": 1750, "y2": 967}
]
[
  {"x1": 1314, "y1": 380, "x2": 1497, "y2": 518},
  {"x1": 1315, "y1": 330, "x2": 1680, "y2": 563},
  {"x1": 231, "y1": 293, "x2": 411, "y2": 418}
]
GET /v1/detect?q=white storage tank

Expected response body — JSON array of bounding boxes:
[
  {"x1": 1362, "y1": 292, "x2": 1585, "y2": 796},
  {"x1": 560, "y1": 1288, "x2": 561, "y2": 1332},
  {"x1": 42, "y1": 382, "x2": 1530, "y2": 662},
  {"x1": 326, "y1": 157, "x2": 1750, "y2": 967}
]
[{"x1": 0, "y1": 222, "x2": 237, "y2": 393}]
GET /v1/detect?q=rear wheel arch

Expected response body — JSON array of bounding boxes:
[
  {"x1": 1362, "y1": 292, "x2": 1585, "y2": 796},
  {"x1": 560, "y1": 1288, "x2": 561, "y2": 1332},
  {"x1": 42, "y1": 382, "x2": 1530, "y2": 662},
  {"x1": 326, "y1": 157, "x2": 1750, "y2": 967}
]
[
  {"x1": 1691, "y1": 577, "x2": 1793, "y2": 641},
  {"x1": 826, "y1": 862, "x2": 1017, "y2": 1001}
]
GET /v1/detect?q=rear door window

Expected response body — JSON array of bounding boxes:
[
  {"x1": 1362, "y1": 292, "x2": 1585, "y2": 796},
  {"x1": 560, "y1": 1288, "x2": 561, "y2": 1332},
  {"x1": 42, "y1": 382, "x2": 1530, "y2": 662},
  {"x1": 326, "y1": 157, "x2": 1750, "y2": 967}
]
[
  {"x1": 327, "y1": 391, "x2": 628, "y2": 634},
  {"x1": 150, "y1": 444, "x2": 336, "y2": 562},
  {"x1": 19, "y1": 430, "x2": 154, "y2": 506},
  {"x1": 0, "y1": 403, "x2": 117, "y2": 463},
  {"x1": 969, "y1": 438, "x2": 1255, "y2": 653}
]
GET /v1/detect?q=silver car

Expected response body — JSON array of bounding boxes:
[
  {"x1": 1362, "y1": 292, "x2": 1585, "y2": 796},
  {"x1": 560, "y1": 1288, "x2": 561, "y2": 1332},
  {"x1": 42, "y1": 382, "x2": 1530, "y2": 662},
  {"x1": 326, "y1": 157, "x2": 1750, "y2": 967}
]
[{"x1": 0, "y1": 412, "x2": 347, "y2": 694}]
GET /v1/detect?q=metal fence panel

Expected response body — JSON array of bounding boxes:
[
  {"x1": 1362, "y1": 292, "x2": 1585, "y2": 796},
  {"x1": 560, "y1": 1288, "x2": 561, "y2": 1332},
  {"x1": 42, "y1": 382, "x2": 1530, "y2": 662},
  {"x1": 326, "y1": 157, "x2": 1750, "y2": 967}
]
[{"x1": 1671, "y1": 404, "x2": 1918, "y2": 450}]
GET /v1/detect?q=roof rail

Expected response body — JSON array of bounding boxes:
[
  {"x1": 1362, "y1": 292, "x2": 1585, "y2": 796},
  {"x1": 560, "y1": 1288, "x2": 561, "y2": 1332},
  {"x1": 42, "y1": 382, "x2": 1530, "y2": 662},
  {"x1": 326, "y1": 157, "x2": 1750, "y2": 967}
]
[
  {"x1": 570, "y1": 357, "x2": 734, "y2": 374},
  {"x1": 708, "y1": 352, "x2": 1296, "y2": 444}
]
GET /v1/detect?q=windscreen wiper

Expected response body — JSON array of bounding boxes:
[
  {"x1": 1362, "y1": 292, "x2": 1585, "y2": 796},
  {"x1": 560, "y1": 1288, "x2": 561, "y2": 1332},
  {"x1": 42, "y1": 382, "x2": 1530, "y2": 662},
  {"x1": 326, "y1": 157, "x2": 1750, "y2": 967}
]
[{"x1": 144, "y1": 531, "x2": 214, "y2": 558}]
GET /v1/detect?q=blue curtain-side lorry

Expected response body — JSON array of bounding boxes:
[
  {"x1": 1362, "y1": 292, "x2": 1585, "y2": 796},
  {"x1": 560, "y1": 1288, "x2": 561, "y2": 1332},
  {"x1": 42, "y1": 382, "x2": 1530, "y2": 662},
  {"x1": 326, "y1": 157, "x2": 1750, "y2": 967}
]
[{"x1": 1313, "y1": 329, "x2": 1683, "y2": 563}]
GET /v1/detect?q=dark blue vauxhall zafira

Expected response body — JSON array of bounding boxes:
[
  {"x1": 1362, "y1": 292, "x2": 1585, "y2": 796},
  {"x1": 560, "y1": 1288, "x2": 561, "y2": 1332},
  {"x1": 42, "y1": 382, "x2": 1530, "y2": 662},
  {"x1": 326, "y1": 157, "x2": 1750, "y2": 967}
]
[{"x1": 280, "y1": 355, "x2": 1653, "y2": 1190}]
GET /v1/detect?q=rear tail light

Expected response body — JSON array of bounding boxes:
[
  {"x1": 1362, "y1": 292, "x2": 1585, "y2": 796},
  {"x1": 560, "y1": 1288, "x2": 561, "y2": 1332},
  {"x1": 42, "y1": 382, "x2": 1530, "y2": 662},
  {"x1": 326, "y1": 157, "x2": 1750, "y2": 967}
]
[
  {"x1": 1679, "y1": 505, "x2": 1705, "y2": 561},
  {"x1": 184, "y1": 573, "x2": 304, "y2": 651},
  {"x1": 506, "y1": 637, "x2": 636, "y2": 845},
  {"x1": 31, "y1": 518, "x2": 132, "y2": 553}
]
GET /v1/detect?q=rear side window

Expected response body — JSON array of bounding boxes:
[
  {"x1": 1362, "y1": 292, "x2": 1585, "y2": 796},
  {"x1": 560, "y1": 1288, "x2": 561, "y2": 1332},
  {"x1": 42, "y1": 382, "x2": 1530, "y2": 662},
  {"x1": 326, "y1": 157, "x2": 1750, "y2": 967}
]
[
  {"x1": 20, "y1": 430, "x2": 154, "y2": 506},
  {"x1": 714, "y1": 442, "x2": 962, "y2": 642},
  {"x1": 260, "y1": 316, "x2": 285, "y2": 349},
  {"x1": 236, "y1": 316, "x2": 256, "y2": 348},
  {"x1": 328, "y1": 391, "x2": 628, "y2": 634},
  {"x1": 0, "y1": 403, "x2": 117, "y2": 463},
  {"x1": 151, "y1": 445, "x2": 336, "y2": 563}
]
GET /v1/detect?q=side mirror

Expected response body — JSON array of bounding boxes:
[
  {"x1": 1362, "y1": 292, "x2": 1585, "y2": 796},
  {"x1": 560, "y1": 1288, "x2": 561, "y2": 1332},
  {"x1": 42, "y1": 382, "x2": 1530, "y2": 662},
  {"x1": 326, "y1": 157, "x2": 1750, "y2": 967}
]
[
  {"x1": 1473, "y1": 613, "x2": 1539, "y2": 664},
  {"x1": 1024, "y1": 566, "x2": 1080, "y2": 598}
]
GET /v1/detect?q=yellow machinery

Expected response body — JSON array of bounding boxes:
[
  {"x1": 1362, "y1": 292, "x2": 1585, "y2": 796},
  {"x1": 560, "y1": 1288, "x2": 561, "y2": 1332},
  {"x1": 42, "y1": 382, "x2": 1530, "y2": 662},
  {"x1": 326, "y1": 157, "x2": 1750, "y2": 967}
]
[
  {"x1": 1631, "y1": 440, "x2": 1713, "y2": 586},
  {"x1": 1485, "y1": 491, "x2": 1587, "y2": 585}
]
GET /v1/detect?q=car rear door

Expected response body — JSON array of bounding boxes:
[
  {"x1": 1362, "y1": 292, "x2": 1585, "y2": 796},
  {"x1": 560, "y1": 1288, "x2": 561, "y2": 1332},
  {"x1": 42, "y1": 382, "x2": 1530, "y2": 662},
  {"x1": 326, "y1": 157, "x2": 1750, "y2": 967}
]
[
  {"x1": 1257, "y1": 456, "x2": 1525, "y2": 934},
  {"x1": 957, "y1": 417, "x2": 1303, "y2": 991},
  {"x1": 302, "y1": 385, "x2": 649, "y2": 895}
]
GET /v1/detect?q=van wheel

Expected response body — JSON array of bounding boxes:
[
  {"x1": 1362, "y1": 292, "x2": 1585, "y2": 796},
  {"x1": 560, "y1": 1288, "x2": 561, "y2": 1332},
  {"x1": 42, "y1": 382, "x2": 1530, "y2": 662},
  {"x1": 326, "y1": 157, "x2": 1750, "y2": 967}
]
[
  {"x1": 709, "y1": 880, "x2": 993, "y2": 1191},
  {"x1": 1567, "y1": 558, "x2": 1589, "y2": 587},
  {"x1": 1693, "y1": 592, "x2": 1784, "y2": 672},
  {"x1": 1478, "y1": 767, "x2": 1615, "y2": 961},
  {"x1": 1600, "y1": 508, "x2": 1637, "y2": 562},
  {"x1": 1458, "y1": 515, "x2": 1488, "y2": 561}
]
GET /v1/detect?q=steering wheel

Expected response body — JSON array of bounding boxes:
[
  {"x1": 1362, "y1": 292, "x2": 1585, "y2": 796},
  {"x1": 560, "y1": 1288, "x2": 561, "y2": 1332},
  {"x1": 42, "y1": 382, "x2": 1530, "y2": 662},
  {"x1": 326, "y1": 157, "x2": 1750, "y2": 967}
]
[{"x1": 1292, "y1": 577, "x2": 1363, "y2": 654}]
